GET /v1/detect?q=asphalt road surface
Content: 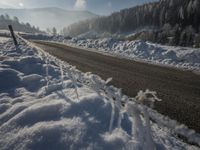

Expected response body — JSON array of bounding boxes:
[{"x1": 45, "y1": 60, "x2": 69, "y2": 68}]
[{"x1": 33, "y1": 41, "x2": 200, "y2": 133}]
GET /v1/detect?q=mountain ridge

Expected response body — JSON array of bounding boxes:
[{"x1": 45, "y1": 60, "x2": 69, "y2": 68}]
[
  {"x1": 0, "y1": 7, "x2": 97, "y2": 31},
  {"x1": 0, "y1": 7, "x2": 95, "y2": 14}
]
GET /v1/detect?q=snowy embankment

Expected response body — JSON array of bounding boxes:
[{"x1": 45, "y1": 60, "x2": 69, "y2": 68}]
[
  {"x1": 56, "y1": 37, "x2": 200, "y2": 71},
  {"x1": 0, "y1": 36, "x2": 200, "y2": 150}
]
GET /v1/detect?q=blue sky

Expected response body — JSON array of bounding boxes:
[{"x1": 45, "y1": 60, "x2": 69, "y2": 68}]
[{"x1": 0, "y1": 0, "x2": 156, "y2": 15}]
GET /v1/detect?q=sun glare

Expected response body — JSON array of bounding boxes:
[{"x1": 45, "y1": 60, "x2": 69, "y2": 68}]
[{"x1": 19, "y1": 2, "x2": 24, "y2": 7}]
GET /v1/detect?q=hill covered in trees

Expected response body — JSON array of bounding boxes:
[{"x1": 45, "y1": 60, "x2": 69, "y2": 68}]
[
  {"x1": 66, "y1": 0, "x2": 200, "y2": 47},
  {"x1": 0, "y1": 14, "x2": 42, "y2": 33}
]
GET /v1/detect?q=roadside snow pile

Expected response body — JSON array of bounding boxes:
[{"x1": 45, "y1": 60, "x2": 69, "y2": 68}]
[
  {"x1": 0, "y1": 37, "x2": 10, "y2": 43},
  {"x1": 77, "y1": 30, "x2": 99, "y2": 39},
  {"x1": 0, "y1": 37, "x2": 200, "y2": 150},
  {"x1": 125, "y1": 27, "x2": 158, "y2": 38},
  {"x1": 63, "y1": 38, "x2": 200, "y2": 71}
]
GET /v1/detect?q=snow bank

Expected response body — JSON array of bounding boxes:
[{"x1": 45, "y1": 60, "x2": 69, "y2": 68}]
[
  {"x1": 0, "y1": 37, "x2": 10, "y2": 43},
  {"x1": 0, "y1": 36, "x2": 200, "y2": 149},
  {"x1": 61, "y1": 38, "x2": 200, "y2": 71},
  {"x1": 0, "y1": 68, "x2": 22, "y2": 92},
  {"x1": 77, "y1": 30, "x2": 99, "y2": 39}
]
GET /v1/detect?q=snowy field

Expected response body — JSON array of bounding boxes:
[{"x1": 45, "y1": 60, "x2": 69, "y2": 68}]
[
  {"x1": 54, "y1": 37, "x2": 200, "y2": 71},
  {"x1": 0, "y1": 36, "x2": 200, "y2": 150}
]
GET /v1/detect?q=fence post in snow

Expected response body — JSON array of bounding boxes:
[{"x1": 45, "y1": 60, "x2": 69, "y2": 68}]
[{"x1": 8, "y1": 25, "x2": 18, "y2": 48}]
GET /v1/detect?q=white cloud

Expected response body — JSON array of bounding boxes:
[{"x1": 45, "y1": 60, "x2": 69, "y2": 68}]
[
  {"x1": 74, "y1": 0, "x2": 86, "y2": 10},
  {"x1": 0, "y1": 1, "x2": 16, "y2": 8},
  {"x1": 0, "y1": 0, "x2": 25, "y2": 8},
  {"x1": 19, "y1": 2, "x2": 24, "y2": 7}
]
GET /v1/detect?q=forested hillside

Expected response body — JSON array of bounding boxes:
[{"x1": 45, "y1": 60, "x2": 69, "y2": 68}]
[
  {"x1": 66, "y1": 0, "x2": 200, "y2": 47},
  {"x1": 0, "y1": 14, "x2": 42, "y2": 33}
]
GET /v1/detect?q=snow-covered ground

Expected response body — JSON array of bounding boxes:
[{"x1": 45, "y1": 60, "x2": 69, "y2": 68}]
[
  {"x1": 0, "y1": 36, "x2": 200, "y2": 150},
  {"x1": 0, "y1": 37, "x2": 10, "y2": 43},
  {"x1": 55, "y1": 37, "x2": 200, "y2": 71},
  {"x1": 0, "y1": 30, "x2": 9, "y2": 34}
]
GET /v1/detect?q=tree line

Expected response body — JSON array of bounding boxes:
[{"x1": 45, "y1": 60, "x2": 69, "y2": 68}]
[
  {"x1": 66, "y1": 0, "x2": 200, "y2": 47},
  {"x1": 0, "y1": 14, "x2": 43, "y2": 33}
]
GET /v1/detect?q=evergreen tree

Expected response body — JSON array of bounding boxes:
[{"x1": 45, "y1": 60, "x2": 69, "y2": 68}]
[
  {"x1": 52, "y1": 27, "x2": 57, "y2": 36},
  {"x1": 65, "y1": 0, "x2": 200, "y2": 47}
]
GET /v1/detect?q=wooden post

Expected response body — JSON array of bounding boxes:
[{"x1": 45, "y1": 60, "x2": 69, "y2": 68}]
[{"x1": 8, "y1": 25, "x2": 18, "y2": 48}]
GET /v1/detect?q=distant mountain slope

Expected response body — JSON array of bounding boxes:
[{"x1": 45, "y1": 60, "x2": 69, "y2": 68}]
[
  {"x1": 67, "y1": 0, "x2": 200, "y2": 47},
  {"x1": 0, "y1": 7, "x2": 97, "y2": 30},
  {"x1": 0, "y1": 14, "x2": 43, "y2": 33}
]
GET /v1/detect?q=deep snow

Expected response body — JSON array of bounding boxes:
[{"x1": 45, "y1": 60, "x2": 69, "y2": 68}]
[
  {"x1": 0, "y1": 36, "x2": 200, "y2": 150},
  {"x1": 56, "y1": 37, "x2": 200, "y2": 71}
]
